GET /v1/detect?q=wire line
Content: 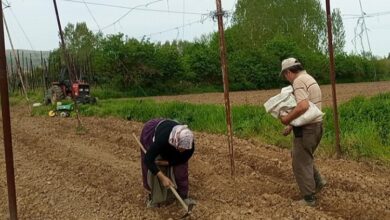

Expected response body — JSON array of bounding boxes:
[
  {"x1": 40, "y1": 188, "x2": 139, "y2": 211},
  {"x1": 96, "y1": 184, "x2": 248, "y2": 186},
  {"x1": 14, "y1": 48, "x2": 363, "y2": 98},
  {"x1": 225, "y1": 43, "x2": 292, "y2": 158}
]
[
  {"x1": 61, "y1": 0, "x2": 205, "y2": 15},
  {"x1": 99, "y1": 0, "x2": 164, "y2": 30},
  {"x1": 82, "y1": 0, "x2": 101, "y2": 30},
  {"x1": 140, "y1": 15, "x2": 210, "y2": 39}
]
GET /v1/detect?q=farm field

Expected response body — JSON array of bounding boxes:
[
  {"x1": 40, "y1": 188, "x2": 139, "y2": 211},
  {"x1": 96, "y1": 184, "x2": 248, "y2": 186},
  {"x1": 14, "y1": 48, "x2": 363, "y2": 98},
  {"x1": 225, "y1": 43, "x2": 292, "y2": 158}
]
[
  {"x1": 1, "y1": 81, "x2": 390, "y2": 219},
  {"x1": 142, "y1": 81, "x2": 390, "y2": 107}
]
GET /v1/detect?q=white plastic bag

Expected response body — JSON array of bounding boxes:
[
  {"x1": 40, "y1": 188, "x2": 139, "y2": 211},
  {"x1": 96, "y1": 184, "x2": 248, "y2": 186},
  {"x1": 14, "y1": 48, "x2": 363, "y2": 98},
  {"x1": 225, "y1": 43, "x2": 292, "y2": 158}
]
[
  {"x1": 264, "y1": 86, "x2": 296, "y2": 118},
  {"x1": 264, "y1": 86, "x2": 324, "y2": 126},
  {"x1": 264, "y1": 93, "x2": 296, "y2": 118}
]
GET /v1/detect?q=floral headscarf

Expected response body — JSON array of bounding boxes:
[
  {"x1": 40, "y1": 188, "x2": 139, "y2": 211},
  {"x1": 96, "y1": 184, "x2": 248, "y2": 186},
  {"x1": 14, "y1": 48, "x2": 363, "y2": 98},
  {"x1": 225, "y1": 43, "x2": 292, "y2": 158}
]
[{"x1": 168, "y1": 125, "x2": 194, "y2": 150}]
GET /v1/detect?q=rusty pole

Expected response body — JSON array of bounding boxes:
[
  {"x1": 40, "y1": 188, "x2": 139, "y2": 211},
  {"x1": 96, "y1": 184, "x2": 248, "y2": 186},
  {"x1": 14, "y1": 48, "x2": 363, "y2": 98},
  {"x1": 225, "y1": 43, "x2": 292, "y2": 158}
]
[
  {"x1": 215, "y1": 0, "x2": 235, "y2": 176},
  {"x1": 0, "y1": 1, "x2": 18, "y2": 219},
  {"x1": 53, "y1": 0, "x2": 83, "y2": 129},
  {"x1": 325, "y1": 0, "x2": 342, "y2": 156},
  {"x1": 52, "y1": 0, "x2": 73, "y2": 80}
]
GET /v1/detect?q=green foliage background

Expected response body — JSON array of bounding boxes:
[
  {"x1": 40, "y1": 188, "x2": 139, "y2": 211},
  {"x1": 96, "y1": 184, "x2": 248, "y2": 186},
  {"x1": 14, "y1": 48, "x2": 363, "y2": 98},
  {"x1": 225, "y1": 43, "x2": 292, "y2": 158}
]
[{"x1": 43, "y1": 0, "x2": 390, "y2": 98}]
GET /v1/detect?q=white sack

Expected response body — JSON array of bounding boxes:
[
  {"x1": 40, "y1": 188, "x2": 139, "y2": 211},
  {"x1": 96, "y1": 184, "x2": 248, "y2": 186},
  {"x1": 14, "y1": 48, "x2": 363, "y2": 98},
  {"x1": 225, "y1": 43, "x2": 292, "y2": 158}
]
[
  {"x1": 264, "y1": 86, "x2": 324, "y2": 126},
  {"x1": 279, "y1": 102, "x2": 324, "y2": 127}
]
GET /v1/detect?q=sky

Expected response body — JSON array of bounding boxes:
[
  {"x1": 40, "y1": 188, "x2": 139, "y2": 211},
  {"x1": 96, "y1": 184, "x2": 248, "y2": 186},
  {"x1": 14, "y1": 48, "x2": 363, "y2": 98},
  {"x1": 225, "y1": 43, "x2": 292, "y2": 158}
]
[{"x1": 3, "y1": 0, "x2": 390, "y2": 57}]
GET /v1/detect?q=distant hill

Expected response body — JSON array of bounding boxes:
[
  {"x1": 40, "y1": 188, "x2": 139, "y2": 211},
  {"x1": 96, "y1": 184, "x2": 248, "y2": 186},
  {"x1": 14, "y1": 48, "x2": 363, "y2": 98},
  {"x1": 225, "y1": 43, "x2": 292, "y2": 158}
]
[{"x1": 5, "y1": 49, "x2": 51, "y2": 69}]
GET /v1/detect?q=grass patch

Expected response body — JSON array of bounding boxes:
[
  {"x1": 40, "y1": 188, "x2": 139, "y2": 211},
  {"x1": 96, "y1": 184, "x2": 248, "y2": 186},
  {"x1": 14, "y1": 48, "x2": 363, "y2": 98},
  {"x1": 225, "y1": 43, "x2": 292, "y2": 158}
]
[
  {"x1": 31, "y1": 93, "x2": 390, "y2": 162},
  {"x1": 322, "y1": 94, "x2": 390, "y2": 161},
  {"x1": 91, "y1": 85, "x2": 223, "y2": 100},
  {"x1": 33, "y1": 98, "x2": 288, "y2": 145}
]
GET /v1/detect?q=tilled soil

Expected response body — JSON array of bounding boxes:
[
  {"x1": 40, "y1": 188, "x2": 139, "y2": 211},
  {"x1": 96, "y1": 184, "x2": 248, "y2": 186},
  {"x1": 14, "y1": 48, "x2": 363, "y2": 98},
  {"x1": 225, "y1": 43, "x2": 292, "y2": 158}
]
[
  {"x1": 1, "y1": 105, "x2": 389, "y2": 219},
  {"x1": 142, "y1": 81, "x2": 390, "y2": 107}
]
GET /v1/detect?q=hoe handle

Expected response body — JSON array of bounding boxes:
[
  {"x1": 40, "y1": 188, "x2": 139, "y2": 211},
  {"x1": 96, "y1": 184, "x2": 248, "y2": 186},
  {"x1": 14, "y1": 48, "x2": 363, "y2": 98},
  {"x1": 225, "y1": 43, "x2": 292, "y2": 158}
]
[
  {"x1": 132, "y1": 133, "x2": 147, "y2": 154},
  {"x1": 169, "y1": 186, "x2": 189, "y2": 212}
]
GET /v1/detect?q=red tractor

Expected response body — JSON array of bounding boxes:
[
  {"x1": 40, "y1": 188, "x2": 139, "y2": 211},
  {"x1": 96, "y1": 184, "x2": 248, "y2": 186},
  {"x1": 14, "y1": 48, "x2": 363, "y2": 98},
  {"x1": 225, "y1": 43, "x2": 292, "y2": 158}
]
[{"x1": 45, "y1": 68, "x2": 96, "y2": 105}]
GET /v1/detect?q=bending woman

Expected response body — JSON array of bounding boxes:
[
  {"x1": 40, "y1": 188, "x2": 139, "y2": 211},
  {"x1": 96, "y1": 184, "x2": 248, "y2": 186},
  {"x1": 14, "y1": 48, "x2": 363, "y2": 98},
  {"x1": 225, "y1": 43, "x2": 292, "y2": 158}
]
[{"x1": 139, "y1": 118, "x2": 195, "y2": 206}]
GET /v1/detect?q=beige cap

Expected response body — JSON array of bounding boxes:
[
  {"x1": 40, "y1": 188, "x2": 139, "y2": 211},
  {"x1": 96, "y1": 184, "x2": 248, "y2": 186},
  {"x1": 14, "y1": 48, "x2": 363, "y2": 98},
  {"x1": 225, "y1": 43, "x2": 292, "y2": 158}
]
[{"x1": 280, "y1": 57, "x2": 301, "y2": 76}]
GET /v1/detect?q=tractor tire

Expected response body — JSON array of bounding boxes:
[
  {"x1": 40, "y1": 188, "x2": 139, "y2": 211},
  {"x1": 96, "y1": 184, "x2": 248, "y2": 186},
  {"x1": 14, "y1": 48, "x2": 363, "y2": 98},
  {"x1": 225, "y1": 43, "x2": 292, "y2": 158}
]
[
  {"x1": 84, "y1": 96, "x2": 97, "y2": 104},
  {"x1": 43, "y1": 93, "x2": 51, "y2": 105},
  {"x1": 89, "y1": 97, "x2": 97, "y2": 104},
  {"x1": 50, "y1": 85, "x2": 64, "y2": 104},
  {"x1": 75, "y1": 96, "x2": 86, "y2": 104},
  {"x1": 75, "y1": 96, "x2": 97, "y2": 105}
]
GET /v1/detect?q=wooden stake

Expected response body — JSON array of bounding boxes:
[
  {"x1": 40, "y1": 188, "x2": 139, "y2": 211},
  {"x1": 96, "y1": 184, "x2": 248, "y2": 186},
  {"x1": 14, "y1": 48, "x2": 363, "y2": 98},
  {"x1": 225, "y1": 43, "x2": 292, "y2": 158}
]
[
  {"x1": 215, "y1": 0, "x2": 235, "y2": 176},
  {"x1": 325, "y1": 0, "x2": 342, "y2": 157},
  {"x1": 0, "y1": 2, "x2": 18, "y2": 219}
]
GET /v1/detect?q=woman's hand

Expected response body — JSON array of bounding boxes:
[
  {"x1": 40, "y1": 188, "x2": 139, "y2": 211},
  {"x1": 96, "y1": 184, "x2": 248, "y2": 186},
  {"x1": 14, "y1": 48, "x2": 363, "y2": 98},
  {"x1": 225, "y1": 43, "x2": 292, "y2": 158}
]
[{"x1": 157, "y1": 172, "x2": 175, "y2": 188}]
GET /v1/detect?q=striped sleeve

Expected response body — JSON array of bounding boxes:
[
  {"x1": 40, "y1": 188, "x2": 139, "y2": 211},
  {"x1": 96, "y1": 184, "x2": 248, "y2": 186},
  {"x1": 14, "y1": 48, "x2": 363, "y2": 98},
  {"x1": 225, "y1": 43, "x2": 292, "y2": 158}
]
[{"x1": 293, "y1": 79, "x2": 309, "y2": 103}]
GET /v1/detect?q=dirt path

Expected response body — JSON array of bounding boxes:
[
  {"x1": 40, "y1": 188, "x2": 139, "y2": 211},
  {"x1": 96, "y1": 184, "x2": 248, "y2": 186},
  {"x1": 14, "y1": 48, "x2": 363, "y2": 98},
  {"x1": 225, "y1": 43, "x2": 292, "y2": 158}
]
[
  {"x1": 1, "y1": 106, "x2": 389, "y2": 219},
  {"x1": 141, "y1": 81, "x2": 390, "y2": 107}
]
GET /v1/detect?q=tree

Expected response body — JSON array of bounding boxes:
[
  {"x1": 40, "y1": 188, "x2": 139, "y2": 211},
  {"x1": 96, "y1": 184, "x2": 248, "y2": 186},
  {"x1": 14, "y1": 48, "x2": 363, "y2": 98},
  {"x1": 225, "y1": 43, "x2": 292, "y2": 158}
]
[
  {"x1": 181, "y1": 37, "x2": 220, "y2": 86},
  {"x1": 332, "y1": 8, "x2": 346, "y2": 54},
  {"x1": 232, "y1": 0, "x2": 327, "y2": 53},
  {"x1": 63, "y1": 22, "x2": 100, "y2": 58},
  {"x1": 93, "y1": 33, "x2": 132, "y2": 88},
  {"x1": 62, "y1": 22, "x2": 101, "y2": 80}
]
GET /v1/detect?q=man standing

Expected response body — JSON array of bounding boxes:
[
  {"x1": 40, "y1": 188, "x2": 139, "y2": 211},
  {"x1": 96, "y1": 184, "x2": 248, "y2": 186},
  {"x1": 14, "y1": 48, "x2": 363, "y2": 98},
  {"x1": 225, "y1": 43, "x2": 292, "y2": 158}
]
[{"x1": 279, "y1": 58, "x2": 327, "y2": 206}]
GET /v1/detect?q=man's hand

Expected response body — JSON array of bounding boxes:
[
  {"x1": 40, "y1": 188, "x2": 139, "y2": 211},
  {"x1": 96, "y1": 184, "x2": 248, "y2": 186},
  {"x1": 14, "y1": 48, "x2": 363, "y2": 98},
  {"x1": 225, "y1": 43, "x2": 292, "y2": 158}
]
[
  {"x1": 157, "y1": 172, "x2": 175, "y2": 188},
  {"x1": 282, "y1": 125, "x2": 293, "y2": 136},
  {"x1": 280, "y1": 116, "x2": 290, "y2": 125}
]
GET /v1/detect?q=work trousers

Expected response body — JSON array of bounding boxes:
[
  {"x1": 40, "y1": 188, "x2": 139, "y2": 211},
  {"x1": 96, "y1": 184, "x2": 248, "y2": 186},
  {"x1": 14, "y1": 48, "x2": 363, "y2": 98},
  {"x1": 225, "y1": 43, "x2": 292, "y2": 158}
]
[{"x1": 292, "y1": 122, "x2": 323, "y2": 196}]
